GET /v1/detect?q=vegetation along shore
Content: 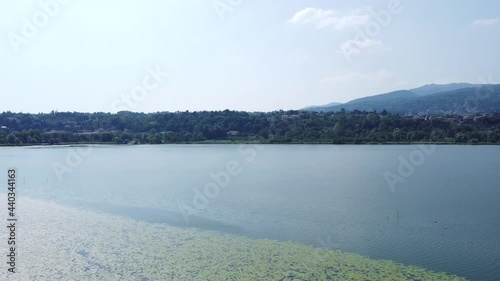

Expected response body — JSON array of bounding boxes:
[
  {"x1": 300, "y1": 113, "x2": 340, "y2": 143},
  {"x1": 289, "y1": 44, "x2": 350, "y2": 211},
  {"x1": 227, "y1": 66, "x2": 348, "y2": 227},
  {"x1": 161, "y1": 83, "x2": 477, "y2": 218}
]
[{"x1": 1, "y1": 110, "x2": 500, "y2": 146}]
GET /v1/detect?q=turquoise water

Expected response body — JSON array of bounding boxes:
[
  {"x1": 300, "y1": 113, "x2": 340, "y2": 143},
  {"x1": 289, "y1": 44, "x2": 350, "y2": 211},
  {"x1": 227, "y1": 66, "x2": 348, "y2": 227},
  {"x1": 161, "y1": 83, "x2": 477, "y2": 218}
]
[{"x1": 1, "y1": 144, "x2": 499, "y2": 280}]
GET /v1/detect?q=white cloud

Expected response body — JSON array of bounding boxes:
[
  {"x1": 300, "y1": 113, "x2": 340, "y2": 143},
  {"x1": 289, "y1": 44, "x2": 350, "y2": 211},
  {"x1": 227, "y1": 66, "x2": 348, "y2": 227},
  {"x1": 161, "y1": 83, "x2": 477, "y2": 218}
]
[
  {"x1": 288, "y1": 7, "x2": 371, "y2": 30},
  {"x1": 472, "y1": 18, "x2": 500, "y2": 26},
  {"x1": 321, "y1": 69, "x2": 394, "y2": 84}
]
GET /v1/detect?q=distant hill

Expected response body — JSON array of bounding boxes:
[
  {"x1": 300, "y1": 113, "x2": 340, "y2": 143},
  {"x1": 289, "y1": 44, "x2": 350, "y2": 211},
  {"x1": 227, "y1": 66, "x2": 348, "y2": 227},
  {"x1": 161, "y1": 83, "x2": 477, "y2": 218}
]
[
  {"x1": 410, "y1": 83, "x2": 482, "y2": 96},
  {"x1": 302, "y1": 83, "x2": 500, "y2": 114},
  {"x1": 301, "y1": 102, "x2": 342, "y2": 111},
  {"x1": 403, "y1": 85, "x2": 500, "y2": 114}
]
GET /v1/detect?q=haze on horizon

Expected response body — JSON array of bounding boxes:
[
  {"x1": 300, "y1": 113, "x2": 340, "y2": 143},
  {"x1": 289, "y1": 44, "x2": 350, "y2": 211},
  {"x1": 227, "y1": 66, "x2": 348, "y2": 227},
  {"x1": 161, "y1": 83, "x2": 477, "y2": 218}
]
[{"x1": 0, "y1": 0, "x2": 499, "y2": 114}]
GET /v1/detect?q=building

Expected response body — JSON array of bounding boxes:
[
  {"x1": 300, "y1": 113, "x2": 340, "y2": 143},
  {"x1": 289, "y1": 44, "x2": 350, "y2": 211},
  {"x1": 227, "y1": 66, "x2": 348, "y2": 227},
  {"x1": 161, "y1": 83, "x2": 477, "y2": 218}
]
[{"x1": 463, "y1": 115, "x2": 474, "y2": 123}]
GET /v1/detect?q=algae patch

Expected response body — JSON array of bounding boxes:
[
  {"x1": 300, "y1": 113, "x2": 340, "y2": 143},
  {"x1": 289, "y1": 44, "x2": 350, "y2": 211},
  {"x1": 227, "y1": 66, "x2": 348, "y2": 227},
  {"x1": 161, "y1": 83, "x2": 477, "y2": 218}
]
[{"x1": 0, "y1": 195, "x2": 467, "y2": 281}]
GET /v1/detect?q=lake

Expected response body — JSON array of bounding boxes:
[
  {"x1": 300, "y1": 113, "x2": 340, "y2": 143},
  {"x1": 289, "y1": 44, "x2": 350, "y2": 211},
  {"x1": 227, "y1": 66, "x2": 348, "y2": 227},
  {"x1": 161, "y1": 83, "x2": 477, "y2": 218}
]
[{"x1": 1, "y1": 144, "x2": 499, "y2": 280}]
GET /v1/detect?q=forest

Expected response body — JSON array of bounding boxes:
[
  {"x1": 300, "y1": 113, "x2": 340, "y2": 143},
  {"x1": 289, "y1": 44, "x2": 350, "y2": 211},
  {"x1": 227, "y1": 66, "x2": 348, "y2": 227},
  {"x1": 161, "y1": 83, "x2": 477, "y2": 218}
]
[{"x1": 1, "y1": 110, "x2": 500, "y2": 145}]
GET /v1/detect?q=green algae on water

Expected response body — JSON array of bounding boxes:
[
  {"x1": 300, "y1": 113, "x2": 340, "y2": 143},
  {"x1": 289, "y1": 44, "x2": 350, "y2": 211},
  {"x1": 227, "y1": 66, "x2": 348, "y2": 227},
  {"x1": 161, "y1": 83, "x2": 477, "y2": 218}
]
[{"x1": 0, "y1": 195, "x2": 467, "y2": 281}]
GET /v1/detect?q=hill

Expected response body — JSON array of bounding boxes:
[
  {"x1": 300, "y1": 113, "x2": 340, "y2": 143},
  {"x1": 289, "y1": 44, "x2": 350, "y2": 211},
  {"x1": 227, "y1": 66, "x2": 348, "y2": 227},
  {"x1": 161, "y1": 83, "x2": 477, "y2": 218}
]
[
  {"x1": 303, "y1": 84, "x2": 500, "y2": 114},
  {"x1": 301, "y1": 102, "x2": 342, "y2": 111},
  {"x1": 410, "y1": 83, "x2": 481, "y2": 96}
]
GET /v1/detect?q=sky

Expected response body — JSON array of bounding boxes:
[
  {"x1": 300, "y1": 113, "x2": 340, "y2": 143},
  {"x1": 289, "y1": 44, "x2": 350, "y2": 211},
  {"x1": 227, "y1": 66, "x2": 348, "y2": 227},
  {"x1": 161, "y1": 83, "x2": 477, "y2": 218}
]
[{"x1": 0, "y1": 0, "x2": 499, "y2": 113}]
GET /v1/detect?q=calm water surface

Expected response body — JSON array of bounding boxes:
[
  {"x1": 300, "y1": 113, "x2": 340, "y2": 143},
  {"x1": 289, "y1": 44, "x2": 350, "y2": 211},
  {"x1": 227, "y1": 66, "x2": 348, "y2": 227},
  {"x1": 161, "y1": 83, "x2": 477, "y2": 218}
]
[{"x1": 1, "y1": 145, "x2": 499, "y2": 280}]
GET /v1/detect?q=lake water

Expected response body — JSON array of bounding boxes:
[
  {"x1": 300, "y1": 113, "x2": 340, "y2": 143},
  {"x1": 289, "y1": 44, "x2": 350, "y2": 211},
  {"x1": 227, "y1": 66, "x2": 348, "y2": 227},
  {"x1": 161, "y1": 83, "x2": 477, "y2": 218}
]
[{"x1": 1, "y1": 144, "x2": 499, "y2": 280}]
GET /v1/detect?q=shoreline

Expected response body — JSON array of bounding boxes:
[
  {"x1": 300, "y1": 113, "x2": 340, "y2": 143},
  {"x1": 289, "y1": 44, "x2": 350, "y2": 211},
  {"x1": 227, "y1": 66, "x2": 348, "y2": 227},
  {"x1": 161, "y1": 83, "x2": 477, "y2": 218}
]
[{"x1": 1, "y1": 141, "x2": 499, "y2": 148}]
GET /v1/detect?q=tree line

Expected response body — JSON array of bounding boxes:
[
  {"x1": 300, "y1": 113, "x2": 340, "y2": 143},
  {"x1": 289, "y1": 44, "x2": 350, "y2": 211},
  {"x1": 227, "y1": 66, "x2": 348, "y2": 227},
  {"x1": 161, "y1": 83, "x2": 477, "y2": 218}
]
[{"x1": 1, "y1": 110, "x2": 500, "y2": 145}]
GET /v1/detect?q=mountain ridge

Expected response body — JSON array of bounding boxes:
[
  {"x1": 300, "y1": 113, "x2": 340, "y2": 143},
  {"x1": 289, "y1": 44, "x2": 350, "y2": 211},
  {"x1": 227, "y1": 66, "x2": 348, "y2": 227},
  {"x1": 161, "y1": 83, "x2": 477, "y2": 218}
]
[{"x1": 302, "y1": 83, "x2": 500, "y2": 114}]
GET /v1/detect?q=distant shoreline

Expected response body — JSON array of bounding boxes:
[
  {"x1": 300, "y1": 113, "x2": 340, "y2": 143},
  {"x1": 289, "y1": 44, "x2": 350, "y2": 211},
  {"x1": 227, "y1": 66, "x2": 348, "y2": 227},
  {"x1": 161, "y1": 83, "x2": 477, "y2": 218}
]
[
  {"x1": 1, "y1": 141, "x2": 499, "y2": 147},
  {"x1": 2, "y1": 111, "x2": 499, "y2": 146}
]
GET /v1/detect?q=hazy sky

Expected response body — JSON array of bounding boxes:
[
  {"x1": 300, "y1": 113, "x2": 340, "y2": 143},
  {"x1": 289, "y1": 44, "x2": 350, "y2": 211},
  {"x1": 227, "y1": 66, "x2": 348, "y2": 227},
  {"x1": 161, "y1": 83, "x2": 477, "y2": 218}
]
[{"x1": 1, "y1": 0, "x2": 499, "y2": 113}]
